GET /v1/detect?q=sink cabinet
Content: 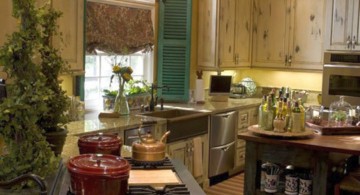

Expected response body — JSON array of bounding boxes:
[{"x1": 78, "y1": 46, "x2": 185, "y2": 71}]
[
  {"x1": 231, "y1": 106, "x2": 259, "y2": 175},
  {"x1": 252, "y1": 0, "x2": 325, "y2": 70},
  {"x1": 167, "y1": 134, "x2": 208, "y2": 185},
  {"x1": 197, "y1": 0, "x2": 253, "y2": 69},
  {"x1": 325, "y1": 0, "x2": 360, "y2": 51}
]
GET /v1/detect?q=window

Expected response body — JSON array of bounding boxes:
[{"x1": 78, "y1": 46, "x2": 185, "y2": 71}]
[
  {"x1": 84, "y1": 1, "x2": 155, "y2": 111},
  {"x1": 84, "y1": 51, "x2": 153, "y2": 110}
]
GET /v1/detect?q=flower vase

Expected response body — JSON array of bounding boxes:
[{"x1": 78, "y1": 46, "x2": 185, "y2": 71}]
[{"x1": 113, "y1": 83, "x2": 130, "y2": 115}]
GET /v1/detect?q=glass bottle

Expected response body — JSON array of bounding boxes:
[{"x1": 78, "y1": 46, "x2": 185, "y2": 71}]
[
  {"x1": 285, "y1": 100, "x2": 292, "y2": 131},
  {"x1": 258, "y1": 95, "x2": 267, "y2": 129},
  {"x1": 291, "y1": 101, "x2": 305, "y2": 132},
  {"x1": 263, "y1": 96, "x2": 276, "y2": 130}
]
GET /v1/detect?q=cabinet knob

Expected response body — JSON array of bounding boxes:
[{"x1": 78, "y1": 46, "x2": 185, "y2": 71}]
[
  {"x1": 352, "y1": 36, "x2": 357, "y2": 49},
  {"x1": 347, "y1": 36, "x2": 351, "y2": 49},
  {"x1": 288, "y1": 55, "x2": 292, "y2": 65},
  {"x1": 235, "y1": 53, "x2": 239, "y2": 64}
]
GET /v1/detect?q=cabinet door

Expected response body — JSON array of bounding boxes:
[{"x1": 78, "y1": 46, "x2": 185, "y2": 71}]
[
  {"x1": 197, "y1": 0, "x2": 218, "y2": 70},
  {"x1": 219, "y1": 0, "x2": 252, "y2": 68},
  {"x1": 52, "y1": 0, "x2": 84, "y2": 72},
  {"x1": 252, "y1": 0, "x2": 289, "y2": 68},
  {"x1": 352, "y1": 0, "x2": 360, "y2": 50},
  {"x1": 0, "y1": 1, "x2": 17, "y2": 46},
  {"x1": 326, "y1": 0, "x2": 354, "y2": 50},
  {"x1": 234, "y1": 0, "x2": 252, "y2": 67},
  {"x1": 167, "y1": 141, "x2": 190, "y2": 170},
  {"x1": 218, "y1": 0, "x2": 236, "y2": 68},
  {"x1": 288, "y1": 0, "x2": 324, "y2": 70}
]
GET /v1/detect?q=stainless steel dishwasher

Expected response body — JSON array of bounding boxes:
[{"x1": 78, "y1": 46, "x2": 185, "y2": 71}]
[{"x1": 209, "y1": 110, "x2": 237, "y2": 178}]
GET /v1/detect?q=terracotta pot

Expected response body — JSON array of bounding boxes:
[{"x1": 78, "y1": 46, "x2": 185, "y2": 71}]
[
  {"x1": 67, "y1": 154, "x2": 130, "y2": 195},
  {"x1": 78, "y1": 133, "x2": 122, "y2": 156},
  {"x1": 132, "y1": 130, "x2": 170, "y2": 162}
]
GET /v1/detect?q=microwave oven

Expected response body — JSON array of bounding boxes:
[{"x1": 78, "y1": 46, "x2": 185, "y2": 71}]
[{"x1": 322, "y1": 52, "x2": 360, "y2": 108}]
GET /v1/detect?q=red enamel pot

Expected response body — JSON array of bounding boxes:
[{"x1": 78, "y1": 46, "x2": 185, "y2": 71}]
[
  {"x1": 67, "y1": 154, "x2": 130, "y2": 195},
  {"x1": 78, "y1": 133, "x2": 122, "y2": 156}
]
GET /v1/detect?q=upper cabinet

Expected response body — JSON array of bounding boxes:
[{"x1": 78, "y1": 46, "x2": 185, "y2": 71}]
[
  {"x1": 53, "y1": 0, "x2": 84, "y2": 73},
  {"x1": 325, "y1": 0, "x2": 360, "y2": 51},
  {"x1": 0, "y1": 0, "x2": 84, "y2": 73},
  {"x1": 218, "y1": 0, "x2": 252, "y2": 68},
  {"x1": 197, "y1": 0, "x2": 218, "y2": 70},
  {"x1": 197, "y1": 0, "x2": 253, "y2": 70},
  {"x1": 252, "y1": 0, "x2": 324, "y2": 70}
]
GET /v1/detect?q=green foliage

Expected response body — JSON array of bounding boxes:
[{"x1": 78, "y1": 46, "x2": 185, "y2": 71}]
[
  {"x1": 37, "y1": 5, "x2": 70, "y2": 132},
  {"x1": 0, "y1": 0, "x2": 62, "y2": 187},
  {"x1": 127, "y1": 80, "x2": 151, "y2": 96},
  {"x1": 331, "y1": 110, "x2": 347, "y2": 122},
  {"x1": 103, "y1": 89, "x2": 118, "y2": 98}
]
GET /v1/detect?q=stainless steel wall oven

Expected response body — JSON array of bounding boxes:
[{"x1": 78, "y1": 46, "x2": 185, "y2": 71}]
[{"x1": 322, "y1": 52, "x2": 360, "y2": 107}]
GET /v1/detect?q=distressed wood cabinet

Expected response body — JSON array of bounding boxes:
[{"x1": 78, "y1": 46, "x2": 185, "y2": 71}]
[
  {"x1": 167, "y1": 134, "x2": 208, "y2": 184},
  {"x1": 218, "y1": 0, "x2": 253, "y2": 68},
  {"x1": 197, "y1": 0, "x2": 253, "y2": 70},
  {"x1": 231, "y1": 106, "x2": 258, "y2": 175},
  {"x1": 53, "y1": 0, "x2": 84, "y2": 73},
  {"x1": 0, "y1": 0, "x2": 84, "y2": 72},
  {"x1": 252, "y1": 0, "x2": 324, "y2": 70},
  {"x1": 197, "y1": 0, "x2": 218, "y2": 70},
  {"x1": 325, "y1": 0, "x2": 360, "y2": 51}
]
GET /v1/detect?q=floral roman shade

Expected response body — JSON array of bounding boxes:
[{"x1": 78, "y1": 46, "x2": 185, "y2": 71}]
[{"x1": 86, "y1": 2, "x2": 154, "y2": 55}]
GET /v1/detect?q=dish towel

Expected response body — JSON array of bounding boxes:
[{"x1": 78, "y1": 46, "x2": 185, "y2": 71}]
[{"x1": 192, "y1": 137, "x2": 203, "y2": 178}]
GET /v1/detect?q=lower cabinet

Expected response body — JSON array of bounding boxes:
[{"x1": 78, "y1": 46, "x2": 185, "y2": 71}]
[
  {"x1": 167, "y1": 134, "x2": 208, "y2": 184},
  {"x1": 232, "y1": 106, "x2": 259, "y2": 174}
]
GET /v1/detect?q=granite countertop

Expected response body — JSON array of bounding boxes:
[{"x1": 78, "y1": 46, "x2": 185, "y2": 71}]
[{"x1": 61, "y1": 98, "x2": 262, "y2": 159}]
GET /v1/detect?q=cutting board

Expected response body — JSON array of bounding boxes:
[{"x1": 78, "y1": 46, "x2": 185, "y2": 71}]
[{"x1": 129, "y1": 170, "x2": 181, "y2": 188}]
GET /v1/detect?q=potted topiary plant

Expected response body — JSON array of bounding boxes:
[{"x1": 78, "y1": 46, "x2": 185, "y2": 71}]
[
  {"x1": 36, "y1": 2, "x2": 70, "y2": 156},
  {"x1": 0, "y1": 0, "x2": 59, "y2": 188}
]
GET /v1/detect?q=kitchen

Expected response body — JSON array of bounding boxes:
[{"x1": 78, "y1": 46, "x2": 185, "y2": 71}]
[{"x1": 0, "y1": 0, "x2": 360, "y2": 195}]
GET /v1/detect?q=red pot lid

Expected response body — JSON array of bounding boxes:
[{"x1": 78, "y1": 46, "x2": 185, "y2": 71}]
[
  {"x1": 78, "y1": 133, "x2": 122, "y2": 146},
  {"x1": 67, "y1": 154, "x2": 130, "y2": 176}
]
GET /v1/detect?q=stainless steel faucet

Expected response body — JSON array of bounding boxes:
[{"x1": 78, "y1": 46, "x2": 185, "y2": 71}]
[{"x1": 149, "y1": 84, "x2": 169, "y2": 111}]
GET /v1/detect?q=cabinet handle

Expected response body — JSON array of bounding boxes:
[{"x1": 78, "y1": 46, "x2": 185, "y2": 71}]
[
  {"x1": 288, "y1": 55, "x2": 292, "y2": 66},
  {"x1": 352, "y1": 36, "x2": 357, "y2": 49},
  {"x1": 347, "y1": 36, "x2": 351, "y2": 49},
  {"x1": 285, "y1": 55, "x2": 288, "y2": 66}
]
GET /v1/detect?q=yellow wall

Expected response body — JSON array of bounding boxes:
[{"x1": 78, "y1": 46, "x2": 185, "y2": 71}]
[{"x1": 60, "y1": 75, "x2": 74, "y2": 96}]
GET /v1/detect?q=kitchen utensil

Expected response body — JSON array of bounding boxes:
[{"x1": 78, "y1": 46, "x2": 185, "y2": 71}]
[
  {"x1": 132, "y1": 129, "x2": 170, "y2": 162},
  {"x1": 67, "y1": 154, "x2": 130, "y2": 195},
  {"x1": 78, "y1": 133, "x2": 122, "y2": 156}
]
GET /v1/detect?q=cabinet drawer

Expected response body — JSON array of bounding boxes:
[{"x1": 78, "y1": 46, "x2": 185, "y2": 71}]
[
  {"x1": 235, "y1": 147, "x2": 246, "y2": 167},
  {"x1": 238, "y1": 112, "x2": 249, "y2": 129},
  {"x1": 236, "y1": 139, "x2": 245, "y2": 149}
]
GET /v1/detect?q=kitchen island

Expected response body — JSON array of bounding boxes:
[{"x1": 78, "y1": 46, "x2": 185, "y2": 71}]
[{"x1": 238, "y1": 130, "x2": 360, "y2": 195}]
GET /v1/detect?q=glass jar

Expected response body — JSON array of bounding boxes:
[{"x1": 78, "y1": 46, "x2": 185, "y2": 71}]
[{"x1": 328, "y1": 96, "x2": 353, "y2": 127}]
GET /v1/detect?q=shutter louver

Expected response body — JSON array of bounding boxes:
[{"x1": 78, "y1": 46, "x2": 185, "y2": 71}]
[{"x1": 157, "y1": 0, "x2": 191, "y2": 102}]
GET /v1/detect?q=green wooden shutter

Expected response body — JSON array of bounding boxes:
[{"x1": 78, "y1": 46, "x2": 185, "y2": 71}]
[{"x1": 157, "y1": 0, "x2": 192, "y2": 102}]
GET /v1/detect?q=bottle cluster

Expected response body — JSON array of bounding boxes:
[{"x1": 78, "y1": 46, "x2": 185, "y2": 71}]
[{"x1": 258, "y1": 88, "x2": 306, "y2": 133}]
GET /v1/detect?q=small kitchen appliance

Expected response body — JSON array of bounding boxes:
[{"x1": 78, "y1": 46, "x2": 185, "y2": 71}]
[
  {"x1": 229, "y1": 83, "x2": 247, "y2": 98},
  {"x1": 322, "y1": 52, "x2": 360, "y2": 107}
]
